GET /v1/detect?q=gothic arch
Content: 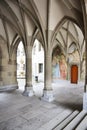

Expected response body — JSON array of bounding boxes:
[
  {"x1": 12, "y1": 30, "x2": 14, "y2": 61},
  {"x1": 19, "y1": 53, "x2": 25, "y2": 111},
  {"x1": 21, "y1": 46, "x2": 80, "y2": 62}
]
[
  {"x1": 51, "y1": 16, "x2": 84, "y2": 48},
  {"x1": 10, "y1": 35, "x2": 26, "y2": 60}
]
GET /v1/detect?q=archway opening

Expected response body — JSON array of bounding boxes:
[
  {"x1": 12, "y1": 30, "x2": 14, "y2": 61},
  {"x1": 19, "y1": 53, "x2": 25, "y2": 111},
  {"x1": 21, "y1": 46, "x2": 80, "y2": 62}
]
[
  {"x1": 55, "y1": 20, "x2": 85, "y2": 83},
  {"x1": 32, "y1": 39, "x2": 44, "y2": 96},
  {"x1": 52, "y1": 20, "x2": 85, "y2": 110},
  {"x1": 32, "y1": 39, "x2": 44, "y2": 83},
  {"x1": 68, "y1": 42, "x2": 80, "y2": 84},
  {"x1": 17, "y1": 41, "x2": 26, "y2": 91}
]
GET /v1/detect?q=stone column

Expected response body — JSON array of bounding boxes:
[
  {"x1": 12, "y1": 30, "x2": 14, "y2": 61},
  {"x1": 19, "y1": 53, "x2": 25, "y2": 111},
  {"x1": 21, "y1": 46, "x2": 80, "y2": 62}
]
[
  {"x1": 0, "y1": 48, "x2": 3, "y2": 86},
  {"x1": 0, "y1": 72, "x2": 2, "y2": 86},
  {"x1": 42, "y1": 50, "x2": 54, "y2": 102},
  {"x1": 83, "y1": 76, "x2": 87, "y2": 111},
  {"x1": 23, "y1": 45, "x2": 34, "y2": 97},
  {"x1": 83, "y1": 49, "x2": 87, "y2": 110},
  {"x1": 81, "y1": 0, "x2": 87, "y2": 111},
  {"x1": 66, "y1": 58, "x2": 69, "y2": 80},
  {"x1": 0, "y1": 61, "x2": 2, "y2": 86}
]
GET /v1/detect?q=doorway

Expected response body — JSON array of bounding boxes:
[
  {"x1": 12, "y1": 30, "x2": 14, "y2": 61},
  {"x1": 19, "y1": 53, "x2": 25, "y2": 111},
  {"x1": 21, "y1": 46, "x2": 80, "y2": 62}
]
[{"x1": 71, "y1": 65, "x2": 78, "y2": 84}]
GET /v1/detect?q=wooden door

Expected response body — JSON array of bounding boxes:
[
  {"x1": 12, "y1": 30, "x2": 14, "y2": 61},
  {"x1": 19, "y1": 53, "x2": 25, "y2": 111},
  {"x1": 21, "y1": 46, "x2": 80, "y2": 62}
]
[{"x1": 71, "y1": 65, "x2": 78, "y2": 84}]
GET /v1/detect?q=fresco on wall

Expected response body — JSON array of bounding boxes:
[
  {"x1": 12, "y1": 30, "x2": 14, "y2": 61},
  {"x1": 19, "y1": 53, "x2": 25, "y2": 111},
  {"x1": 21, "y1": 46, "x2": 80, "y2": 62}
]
[
  {"x1": 59, "y1": 55, "x2": 67, "y2": 79},
  {"x1": 52, "y1": 47, "x2": 67, "y2": 80},
  {"x1": 52, "y1": 56, "x2": 60, "y2": 79}
]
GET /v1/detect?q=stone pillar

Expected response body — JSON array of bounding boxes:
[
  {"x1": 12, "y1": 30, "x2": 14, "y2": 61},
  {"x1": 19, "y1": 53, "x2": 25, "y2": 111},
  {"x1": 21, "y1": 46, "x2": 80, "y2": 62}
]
[
  {"x1": 66, "y1": 58, "x2": 69, "y2": 80},
  {"x1": 83, "y1": 38, "x2": 87, "y2": 110},
  {"x1": 83, "y1": 75, "x2": 87, "y2": 110},
  {"x1": 83, "y1": 67, "x2": 87, "y2": 110},
  {"x1": 0, "y1": 48, "x2": 3, "y2": 86},
  {"x1": 0, "y1": 65, "x2": 2, "y2": 86},
  {"x1": 42, "y1": 50, "x2": 54, "y2": 102},
  {"x1": 0, "y1": 73, "x2": 2, "y2": 85},
  {"x1": 23, "y1": 45, "x2": 34, "y2": 97},
  {"x1": 81, "y1": 0, "x2": 87, "y2": 111}
]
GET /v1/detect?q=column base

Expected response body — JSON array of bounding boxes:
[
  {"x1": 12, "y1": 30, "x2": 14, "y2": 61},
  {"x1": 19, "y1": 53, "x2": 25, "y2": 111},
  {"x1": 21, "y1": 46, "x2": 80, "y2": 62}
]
[
  {"x1": 83, "y1": 92, "x2": 87, "y2": 111},
  {"x1": 41, "y1": 90, "x2": 54, "y2": 102},
  {"x1": 23, "y1": 87, "x2": 34, "y2": 97}
]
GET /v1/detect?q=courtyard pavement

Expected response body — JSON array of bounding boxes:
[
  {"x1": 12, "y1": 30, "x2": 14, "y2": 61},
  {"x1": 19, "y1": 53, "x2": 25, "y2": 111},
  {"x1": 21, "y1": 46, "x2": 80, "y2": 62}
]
[{"x1": 0, "y1": 79, "x2": 84, "y2": 130}]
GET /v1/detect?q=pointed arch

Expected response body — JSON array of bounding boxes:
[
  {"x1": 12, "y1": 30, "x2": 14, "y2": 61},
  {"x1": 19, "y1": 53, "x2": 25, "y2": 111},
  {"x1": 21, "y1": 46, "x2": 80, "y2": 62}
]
[
  {"x1": 51, "y1": 16, "x2": 84, "y2": 48},
  {"x1": 20, "y1": 1, "x2": 46, "y2": 51}
]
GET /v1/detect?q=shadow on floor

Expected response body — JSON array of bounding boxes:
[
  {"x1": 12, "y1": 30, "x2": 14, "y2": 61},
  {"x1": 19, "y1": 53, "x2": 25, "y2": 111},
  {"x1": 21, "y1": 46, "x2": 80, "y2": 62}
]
[{"x1": 53, "y1": 101, "x2": 82, "y2": 111}]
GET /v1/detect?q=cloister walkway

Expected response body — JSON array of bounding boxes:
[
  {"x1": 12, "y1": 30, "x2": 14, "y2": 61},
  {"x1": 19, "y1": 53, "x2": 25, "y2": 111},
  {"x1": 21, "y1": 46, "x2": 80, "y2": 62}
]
[
  {"x1": 0, "y1": 79, "x2": 84, "y2": 130},
  {"x1": 17, "y1": 79, "x2": 84, "y2": 111}
]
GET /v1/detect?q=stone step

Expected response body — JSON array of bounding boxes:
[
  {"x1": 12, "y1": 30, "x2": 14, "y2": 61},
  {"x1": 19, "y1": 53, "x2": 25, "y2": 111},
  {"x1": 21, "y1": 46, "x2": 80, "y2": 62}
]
[
  {"x1": 76, "y1": 115, "x2": 87, "y2": 130},
  {"x1": 38, "y1": 109, "x2": 73, "y2": 130},
  {"x1": 63, "y1": 110, "x2": 87, "y2": 130},
  {"x1": 53, "y1": 110, "x2": 79, "y2": 130}
]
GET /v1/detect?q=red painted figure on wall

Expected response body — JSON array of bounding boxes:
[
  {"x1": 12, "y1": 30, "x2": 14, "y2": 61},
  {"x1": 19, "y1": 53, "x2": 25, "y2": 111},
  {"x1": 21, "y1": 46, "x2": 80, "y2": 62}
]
[{"x1": 59, "y1": 57, "x2": 67, "y2": 79}]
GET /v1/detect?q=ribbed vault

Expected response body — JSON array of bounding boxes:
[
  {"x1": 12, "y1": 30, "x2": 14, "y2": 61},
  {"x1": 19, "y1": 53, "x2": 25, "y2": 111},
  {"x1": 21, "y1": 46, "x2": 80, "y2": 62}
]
[{"x1": 0, "y1": 0, "x2": 85, "y2": 57}]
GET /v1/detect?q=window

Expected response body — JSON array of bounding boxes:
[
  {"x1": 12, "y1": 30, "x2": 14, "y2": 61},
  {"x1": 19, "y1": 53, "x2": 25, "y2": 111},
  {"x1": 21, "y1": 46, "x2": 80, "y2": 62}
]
[{"x1": 39, "y1": 63, "x2": 43, "y2": 73}]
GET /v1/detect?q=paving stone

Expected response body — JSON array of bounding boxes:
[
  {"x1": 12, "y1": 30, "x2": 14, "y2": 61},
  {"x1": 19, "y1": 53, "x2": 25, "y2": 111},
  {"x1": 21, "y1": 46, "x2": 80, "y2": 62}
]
[
  {"x1": 0, "y1": 80, "x2": 84, "y2": 130},
  {"x1": 0, "y1": 116, "x2": 27, "y2": 130}
]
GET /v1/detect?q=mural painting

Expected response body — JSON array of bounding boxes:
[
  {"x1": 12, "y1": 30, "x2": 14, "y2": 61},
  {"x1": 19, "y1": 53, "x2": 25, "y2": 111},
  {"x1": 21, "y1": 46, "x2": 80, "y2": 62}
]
[{"x1": 52, "y1": 47, "x2": 67, "y2": 80}]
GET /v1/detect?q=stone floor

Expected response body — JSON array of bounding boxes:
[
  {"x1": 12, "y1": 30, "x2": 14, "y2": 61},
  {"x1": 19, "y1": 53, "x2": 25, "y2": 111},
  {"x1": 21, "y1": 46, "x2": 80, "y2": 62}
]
[{"x1": 0, "y1": 79, "x2": 84, "y2": 130}]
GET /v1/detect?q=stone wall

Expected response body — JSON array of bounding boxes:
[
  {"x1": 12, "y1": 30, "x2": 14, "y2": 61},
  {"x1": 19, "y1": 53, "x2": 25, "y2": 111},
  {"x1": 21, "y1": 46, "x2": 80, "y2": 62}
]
[{"x1": 0, "y1": 39, "x2": 18, "y2": 91}]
